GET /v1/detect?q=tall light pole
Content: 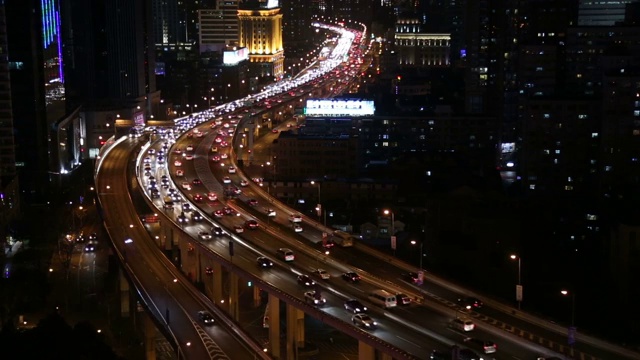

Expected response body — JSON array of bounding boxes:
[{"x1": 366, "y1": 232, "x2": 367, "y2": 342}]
[
  {"x1": 410, "y1": 239, "x2": 423, "y2": 269},
  {"x1": 510, "y1": 254, "x2": 522, "y2": 309},
  {"x1": 310, "y1": 181, "x2": 325, "y2": 226},
  {"x1": 383, "y1": 209, "x2": 395, "y2": 254},
  {"x1": 561, "y1": 289, "x2": 577, "y2": 353}
]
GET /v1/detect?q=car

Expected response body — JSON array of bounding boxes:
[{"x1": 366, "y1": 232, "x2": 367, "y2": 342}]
[
  {"x1": 430, "y1": 350, "x2": 449, "y2": 360},
  {"x1": 222, "y1": 176, "x2": 232, "y2": 184},
  {"x1": 192, "y1": 193, "x2": 203, "y2": 202},
  {"x1": 177, "y1": 212, "x2": 188, "y2": 223},
  {"x1": 220, "y1": 141, "x2": 229, "y2": 147},
  {"x1": 344, "y1": 299, "x2": 367, "y2": 313},
  {"x1": 197, "y1": 311, "x2": 215, "y2": 325},
  {"x1": 174, "y1": 160, "x2": 182, "y2": 167},
  {"x1": 181, "y1": 182, "x2": 192, "y2": 190},
  {"x1": 192, "y1": 178, "x2": 202, "y2": 186},
  {"x1": 403, "y1": 272, "x2": 421, "y2": 284},
  {"x1": 181, "y1": 203, "x2": 192, "y2": 212},
  {"x1": 293, "y1": 224, "x2": 303, "y2": 233},
  {"x1": 211, "y1": 155, "x2": 221, "y2": 162},
  {"x1": 223, "y1": 206, "x2": 235, "y2": 215},
  {"x1": 277, "y1": 248, "x2": 295, "y2": 261},
  {"x1": 248, "y1": 199, "x2": 258, "y2": 206},
  {"x1": 210, "y1": 146, "x2": 218, "y2": 153},
  {"x1": 186, "y1": 145, "x2": 194, "y2": 152},
  {"x1": 451, "y1": 318, "x2": 475, "y2": 332},
  {"x1": 352, "y1": 314, "x2": 376, "y2": 329},
  {"x1": 88, "y1": 233, "x2": 98, "y2": 241},
  {"x1": 342, "y1": 272, "x2": 361, "y2": 283},
  {"x1": 289, "y1": 214, "x2": 302, "y2": 223},
  {"x1": 220, "y1": 153, "x2": 228, "y2": 159},
  {"x1": 297, "y1": 274, "x2": 315, "y2": 287},
  {"x1": 458, "y1": 296, "x2": 483, "y2": 310},
  {"x1": 396, "y1": 293, "x2": 412, "y2": 305},
  {"x1": 84, "y1": 242, "x2": 97, "y2": 252},
  {"x1": 212, "y1": 226, "x2": 224, "y2": 236},
  {"x1": 464, "y1": 338, "x2": 497, "y2": 354},
  {"x1": 458, "y1": 348, "x2": 484, "y2": 360},
  {"x1": 173, "y1": 148, "x2": 183, "y2": 154},
  {"x1": 322, "y1": 238, "x2": 336, "y2": 248},
  {"x1": 205, "y1": 266, "x2": 213, "y2": 275},
  {"x1": 240, "y1": 180, "x2": 249, "y2": 187},
  {"x1": 184, "y1": 154, "x2": 194, "y2": 160},
  {"x1": 311, "y1": 268, "x2": 330, "y2": 280},
  {"x1": 257, "y1": 256, "x2": 273, "y2": 268},
  {"x1": 191, "y1": 212, "x2": 203, "y2": 222},
  {"x1": 214, "y1": 136, "x2": 223, "y2": 143},
  {"x1": 266, "y1": 209, "x2": 276, "y2": 217},
  {"x1": 245, "y1": 220, "x2": 259, "y2": 229},
  {"x1": 175, "y1": 169, "x2": 184, "y2": 177},
  {"x1": 304, "y1": 290, "x2": 326, "y2": 306},
  {"x1": 213, "y1": 210, "x2": 224, "y2": 218},
  {"x1": 228, "y1": 166, "x2": 236, "y2": 174},
  {"x1": 271, "y1": 129, "x2": 279, "y2": 133},
  {"x1": 198, "y1": 231, "x2": 212, "y2": 240}
]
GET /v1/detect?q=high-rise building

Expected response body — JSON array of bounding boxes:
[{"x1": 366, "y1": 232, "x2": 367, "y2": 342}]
[
  {"x1": 238, "y1": 0, "x2": 284, "y2": 80},
  {"x1": 281, "y1": 0, "x2": 313, "y2": 52},
  {"x1": 578, "y1": 0, "x2": 637, "y2": 26},
  {"x1": 198, "y1": 0, "x2": 240, "y2": 53},
  {"x1": 152, "y1": 0, "x2": 181, "y2": 45},
  {"x1": 0, "y1": 0, "x2": 16, "y2": 182}
]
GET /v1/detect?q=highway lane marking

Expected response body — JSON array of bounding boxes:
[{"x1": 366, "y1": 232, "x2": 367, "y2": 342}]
[{"x1": 395, "y1": 335, "x2": 422, "y2": 348}]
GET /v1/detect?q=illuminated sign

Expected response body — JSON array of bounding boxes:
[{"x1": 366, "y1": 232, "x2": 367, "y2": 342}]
[
  {"x1": 223, "y1": 47, "x2": 249, "y2": 65},
  {"x1": 133, "y1": 112, "x2": 145, "y2": 126},
  {"x1": 304, "y1": 99, "x2": 375, "y2": 116},
  {"x1": 265, "y1": 0, "x2": 279, "y2": 8}
]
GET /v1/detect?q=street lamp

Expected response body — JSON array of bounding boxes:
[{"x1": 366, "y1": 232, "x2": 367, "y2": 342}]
[
  {"x1": 561, "y1": 289, "x2": 577, "y2": 353},
  {"x1": 510, "y1": 254, "x2": 522, "y2": 309},
  {"x1": 310, "y1": 181, "x2": 326, "y2": 226},
  {"x1": 410, "y1": 239, "x2": 424, "y2": 269},
  {"x1": 383, "y1": 209, "x2": 395, "y2": 254}
]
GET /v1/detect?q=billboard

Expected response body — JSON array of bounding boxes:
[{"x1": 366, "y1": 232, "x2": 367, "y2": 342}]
[
  {"x1": 305, "y1": 99, "x2": 375, "y2": 116},
  {"x1": 223, "y1": 47, "x2": 249, "y2": 65}
]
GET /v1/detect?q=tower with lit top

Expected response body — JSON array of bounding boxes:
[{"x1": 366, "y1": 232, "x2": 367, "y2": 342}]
[{"x1": 238, "y1": 0, "x2": 284, "y2": 81}]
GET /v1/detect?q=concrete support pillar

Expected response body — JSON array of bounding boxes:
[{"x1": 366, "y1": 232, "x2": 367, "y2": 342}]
[
  {"x1": 285, "y1": 304, "x2": 304, "y2": 360},
  {"x1": 194, "y1": 250, "x2": 201, "y2": 283},
  {"x1": 378, "y1": 351, "x2": 392, "y2": 360},
  {"x1": 358, "y1": 341, "x2": 375, "y2": 360},
  {"x1": 212, "y1": 263, "x2": 223, "y2": 305},
  {"x1": 253, "y1": 285, "x2": 261, "y2": 308},
  {"x1": 161, "y1": 220, "x2": 173, "y2": 251},
  {"x1": 229, "y1": 272, "x2": 239, "y2": 321},
  {"x1": 267, "y1": 295, "x2": 280, "y2": 359},
  {"x1": 143, "y1": 311, "x2": 157, "y2": 360},
  {"x1": 119, "y1": 268, "x2": 130, "y2": 318}
]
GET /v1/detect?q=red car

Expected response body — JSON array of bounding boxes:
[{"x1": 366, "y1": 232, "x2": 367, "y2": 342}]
[{"x1": 192, "y1": 194, "x2": 203, "y2": 202}]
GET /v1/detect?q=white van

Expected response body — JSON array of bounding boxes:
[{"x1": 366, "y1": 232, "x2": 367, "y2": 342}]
[{"x1": 368, "y1": 289, "x2": 397, "y2": 309}]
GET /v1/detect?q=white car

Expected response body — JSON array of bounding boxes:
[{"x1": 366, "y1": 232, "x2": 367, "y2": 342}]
[
  {"x1": 240, "y1": 180, "x2": 249, "y2": 187},
  {"x1": 293, "y1": 224, "x2": 303, "y2": 233},
  {"x1": 228, "y1": 166, "x2": 236, "y2": 174},
  {"x1": 234, "y1": 225, "x2": 244, "y2": 234},
  {"x1": 289, "y1": 214, "x2": 302, "y2": 223},
  {"x1": 313, "y1": 269, "x2": 330, "y2": 280},
  {"x1": 181, "y1": 182, "x2": 192, "y2": 190},
  {"x1": 220, "y1": 153, "x2": 228, "y2": 159},
  {"x1": 266, "y1": 209, "x2": 276, "y2": 217},
  {"x1": 186, "y1": 145, "x2": 194, "y2": 152},
  {"x1": 352, "y1": 314, "x2": 377, "y2": 329},
  {"x1": 198, "y1": 231, "x2": 212, "y2": 240},
  {"x1": 175, "y1": 169, "x2": 184, "y2": 177},
  {"x1": 174, "y1": 160, "x2": 182, "y2": 167},
  {"x1": 222, "y1": 176, "x2": 232, "y2": 184}
]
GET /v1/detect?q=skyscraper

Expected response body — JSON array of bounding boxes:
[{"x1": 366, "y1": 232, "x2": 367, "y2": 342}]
[
  {"x1": 578, "y1": 0, "x2": 637, "y2": 26},
  {"x1": 238, "y1": 0, "x2": 284, "y2": 80},
  {"x1": 198, "y1": 0, "x2": 240, "y2": 53}
]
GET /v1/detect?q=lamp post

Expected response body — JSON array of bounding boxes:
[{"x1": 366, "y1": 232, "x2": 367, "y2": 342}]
[
  {"x1": 410, "y1": 239, "x2": 424, "y2": 269},
  {"x1": 383, "y1": 209, "x2": 395, "y2": 254},
  {"x1": 310, "y1": 181, "x2": 326, "y2": 226},
  {"x1": 561, "y1": 289, "x2": 577, "y2": 353},
  {"x1": 510, "y1": 254, "x2": 522, "y2": 309}
]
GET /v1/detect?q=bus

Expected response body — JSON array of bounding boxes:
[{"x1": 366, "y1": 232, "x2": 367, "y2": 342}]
[
  {"x1": 333, "y1": 230, "x2": 354, "y2": 247},
  {"x1": 368, "y1": 289, "x2": 397, "y2": 309}
]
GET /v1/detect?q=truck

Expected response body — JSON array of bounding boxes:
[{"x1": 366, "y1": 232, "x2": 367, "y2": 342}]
[{"x1": 332, "y1": 230, "x2": 355, "y2": 247}]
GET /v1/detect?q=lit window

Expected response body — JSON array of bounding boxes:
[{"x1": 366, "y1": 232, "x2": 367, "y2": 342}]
[
  {"x1": 564, "y1": 185, "x2": 573, "y2": 191},
  {"x1": 555, "y1": 150, "x2": 561, "y2": 154},
  {"x1": 591, "y1": 133, "x2": 598, "y2": 138},
  {"x1": 544, "y1": 113, "x2": 550, "y2": 119},
  {"x1": 529, "y1": 184, "x2": 536, "y2": 190}
]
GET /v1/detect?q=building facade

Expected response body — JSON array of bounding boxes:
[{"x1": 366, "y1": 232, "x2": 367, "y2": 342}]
[
  {"x1": 238, "y1": 1, "x2": 284, "y2": 80},
  {"x1": 198, "y1": 0, "x2": 240, "y2": 53}
]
